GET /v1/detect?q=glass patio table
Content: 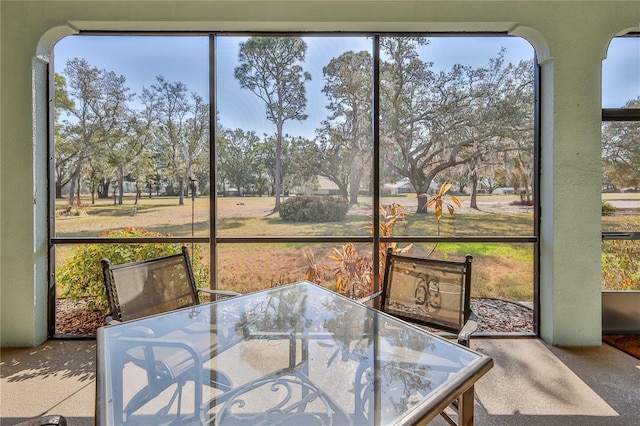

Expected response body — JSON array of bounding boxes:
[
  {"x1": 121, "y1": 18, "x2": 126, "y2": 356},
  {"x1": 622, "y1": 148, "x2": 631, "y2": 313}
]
[{"x1": 96, "y1": 281, "x2": 493, "y2": 425}]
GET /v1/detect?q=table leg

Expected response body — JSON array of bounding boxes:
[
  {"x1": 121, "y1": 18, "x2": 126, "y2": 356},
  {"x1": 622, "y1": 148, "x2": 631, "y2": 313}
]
[
  {"x1": 111, "y1": 351, "x2": 125, "y2": 424},
  {"x1": 458, "y1": 384, "x2": 475, "y2": 426}
]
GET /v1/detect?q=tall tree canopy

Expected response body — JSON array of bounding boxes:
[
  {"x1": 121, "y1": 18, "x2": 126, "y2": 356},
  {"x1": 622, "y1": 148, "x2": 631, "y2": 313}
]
[
  {"x1": 316, "y1": 50, "x2": 373, "y2": 204},
  {"x1": 146, "y1": 76, "x2": 209, "y2": 205},
  {"x1": 234, "y1": 37, "x2": 311, "y2": 211},
  {"x1": 59, "y1": 58, "x2": 210, "y2": 207},
  {"x1": 56, "y1": 38, "x2": 536, "y2": 214},
  {"x1": 379, "y1": 37, "x2": 535, "y2": 212},
  {"x1": 62, "y1": 58, "x2": 134, "y2": 207},
  {"x1": 602, "y1": 97, "x2": 640, "y2": 191},
  {"x1": 217, "y1": 128, "x2": 262, "y2": 196},
  {"x1": 53, "y1": 73, "x2": 75, "y2": 199}
]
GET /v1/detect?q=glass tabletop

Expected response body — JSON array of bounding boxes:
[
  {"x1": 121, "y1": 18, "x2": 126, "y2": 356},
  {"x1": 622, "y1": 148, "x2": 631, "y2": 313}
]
[{"x1": 97, "y1": 281, "x2": 492, "y2": 425}]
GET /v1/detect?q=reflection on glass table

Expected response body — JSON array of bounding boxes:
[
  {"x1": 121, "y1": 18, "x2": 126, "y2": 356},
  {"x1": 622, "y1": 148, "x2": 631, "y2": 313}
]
[{"x1": 97, "y1": 281, "x2": 493, "y2": 425}]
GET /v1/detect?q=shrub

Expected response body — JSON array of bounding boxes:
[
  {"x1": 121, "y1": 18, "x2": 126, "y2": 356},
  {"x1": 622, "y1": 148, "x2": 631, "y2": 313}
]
[
  {"x1": 602, "y1": 202, "x2": 617, "y2": 216},
  {"x1": 279, "y1": 195, "x2": 349, "y2": 222},
  {"x1": 57, "y1": 227, "x2": 209, "y2": 312},
  {"x1": 602, "y1": 216, "x2": 640, "y2": 290}
]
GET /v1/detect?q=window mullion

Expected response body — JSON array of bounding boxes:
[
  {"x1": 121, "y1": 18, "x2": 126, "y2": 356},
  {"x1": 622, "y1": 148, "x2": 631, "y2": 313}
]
[
  {"x1": 373, "y1": 34, "x2": 381, "y2": 293},
  {"x1": 210, "y1": 34, "x2": 218, "y2": 290}
]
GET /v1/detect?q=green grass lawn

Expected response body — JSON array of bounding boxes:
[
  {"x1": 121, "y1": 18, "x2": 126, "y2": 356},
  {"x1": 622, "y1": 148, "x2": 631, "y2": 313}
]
[{"x1": 54, "y1": 193, "x2": 639, "y2": 302}]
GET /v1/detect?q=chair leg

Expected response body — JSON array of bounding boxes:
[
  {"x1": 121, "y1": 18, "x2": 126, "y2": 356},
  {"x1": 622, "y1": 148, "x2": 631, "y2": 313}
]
[
  {"x1": 124, "y1": 377, "x2": 175, "y2": 419},
  {"x1": 439, "y1": 385, "x2": 475, "y2": 426},
  {"x1": 439, "y1": 409, "x2": 458, "y2": 426},
  {"x1": 13, "y1": 416, "x2": 67, "y2": 426},
  {"x1": 206, "y1": 368, "x2": 233, "y2": 392}
]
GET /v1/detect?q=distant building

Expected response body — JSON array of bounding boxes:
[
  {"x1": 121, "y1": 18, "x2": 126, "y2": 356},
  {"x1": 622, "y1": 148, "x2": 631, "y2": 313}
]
[
  {"x1": 383, "y1": 179, "x2": 414, "y2": 195},
  {"x1": 492, "y1": 187, "x2": 515, "y2": 195},
  {"x1": 291, "y1": 177, "x2": 342, "y2": 196},
  {"x1": 313, "y1": 177, "x2": 342, "y2": 196}
]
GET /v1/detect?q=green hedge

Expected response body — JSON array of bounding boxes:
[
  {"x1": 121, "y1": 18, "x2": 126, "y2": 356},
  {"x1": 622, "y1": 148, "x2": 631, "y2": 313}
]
[
  {"x1": 57, "y1": 227, "x2": 209, "y2": 312},
  {"x1": 279, "y1": 195, "x2": 349, "y2": 222}
]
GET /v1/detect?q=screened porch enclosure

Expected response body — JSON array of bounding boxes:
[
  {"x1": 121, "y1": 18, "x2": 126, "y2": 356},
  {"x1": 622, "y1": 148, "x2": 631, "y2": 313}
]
[{"x1": 51, "y1": 33, "x2": 540, "y2": 337}]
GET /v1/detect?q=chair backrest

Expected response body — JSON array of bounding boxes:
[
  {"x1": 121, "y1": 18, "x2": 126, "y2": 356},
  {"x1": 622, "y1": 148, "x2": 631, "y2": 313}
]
[
  {"x1": 380, "y1": 247, "x2": 473, "y2": 333},
  {"x1": 101, "y1": 246, "x2": 200, "y2": 322}
]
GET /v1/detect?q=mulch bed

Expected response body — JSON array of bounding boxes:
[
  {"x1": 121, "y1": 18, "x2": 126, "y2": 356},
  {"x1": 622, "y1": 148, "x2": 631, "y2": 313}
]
[
  {"x1": 472, "y1": 297, "x2": 534, "y2": 333},
  {"x1": 56, "y1": 296, "x2": 534, "y2": 336},
  {"x1": 602, "y1": 334, "x2": 640, "y2": 360},
  {"x1": 56, "y1": 299, "x2": 108, "y2": 335}
]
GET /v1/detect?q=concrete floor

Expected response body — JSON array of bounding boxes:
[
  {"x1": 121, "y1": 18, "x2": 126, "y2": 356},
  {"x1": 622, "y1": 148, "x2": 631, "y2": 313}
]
[{"x1": 1, "y1": 338, "x2": 639, "y2": 425}]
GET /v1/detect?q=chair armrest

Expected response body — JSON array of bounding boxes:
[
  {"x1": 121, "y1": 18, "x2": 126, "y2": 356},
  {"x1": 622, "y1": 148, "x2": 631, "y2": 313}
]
[
  {"x1": 357, "y1": 290, "x2": 383, "y2": 305},
  {"x1": 119, "y1": 335, "x2": 205, "y2": 379},
  {"x1": 124, "y1": 325, "x2": 156, "y2": 338},
  {"x1": 197, "y1": 288, "x2": 242, "y2": 298},
  {"x1": 457, "y1": 311, "x2": 478, "y2": 347},
  {"x1": 105, "y1": 316, "x2": 120, "y2": 325}
]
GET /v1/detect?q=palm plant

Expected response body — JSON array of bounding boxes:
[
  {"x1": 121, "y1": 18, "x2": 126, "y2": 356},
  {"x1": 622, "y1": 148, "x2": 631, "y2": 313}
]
[
  {"x1": 418, "y1": 182, "x2": 460, "y2": 256},
  {"x1": 304, "y1": 203, "x2": 411, "y2": 298}
]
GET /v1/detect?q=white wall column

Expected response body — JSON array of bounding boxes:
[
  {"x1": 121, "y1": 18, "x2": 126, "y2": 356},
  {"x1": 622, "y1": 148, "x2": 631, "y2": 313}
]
[{"x1": 538, "y1": 27, "x2": 611, "y2": 345}]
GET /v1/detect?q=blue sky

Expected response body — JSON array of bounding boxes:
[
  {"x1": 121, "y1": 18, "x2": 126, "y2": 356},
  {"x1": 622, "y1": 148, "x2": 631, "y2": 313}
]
[
  {"x1": 602, "y1": 37, "x2": 640, "y2": 108},
  {"x1": 54, "y1": 34, "x2": 639, "y2": 138}
]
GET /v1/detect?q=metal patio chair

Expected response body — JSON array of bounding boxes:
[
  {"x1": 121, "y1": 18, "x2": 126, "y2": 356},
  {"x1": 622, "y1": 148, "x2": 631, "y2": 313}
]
[
  {"x1": 100, "y1": 246, "x2": 242, "y2": 423},
  {"x1": 364, "y1": 247, "x2": 477, "y2": 347},
  {"x1": 360, "y1": 247, "x2": 478, "y2": 425},
  {"x1": 101, "y1": 245, "x2": 240, "y2": 323}
]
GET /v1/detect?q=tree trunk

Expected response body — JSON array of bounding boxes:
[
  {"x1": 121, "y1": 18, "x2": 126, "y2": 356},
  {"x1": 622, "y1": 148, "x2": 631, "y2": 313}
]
[
  {"x1": 178, "y1": 176, "x2": 185, "y2": 205},
  {"x1": 135, "y1": 183, "x2": 140, "y2": 205},
  {"x1": 98, "y1": 178, "x2": 111, "y2": 199},
  {"x1": 67, "y1": 160, "x2": 81, "y2": 208},
  {"x1": 416, "y1": 195, "x2": 429, "y2": 213},
  {"x1": 349, "y1": 157, "x2": 364, "y2": 205},
  {"x1": 470, "y1": 171, "x2": 479, "y2": 210},
  {"x1": 349, "y1": 175, "x2": 359, "y2": 205},
  {"x1": 274, "y1": 122, "x2": 283, "y2": 211},
  {"x1": 117, "y1": 165, "x2": 124, "y2": 205}
]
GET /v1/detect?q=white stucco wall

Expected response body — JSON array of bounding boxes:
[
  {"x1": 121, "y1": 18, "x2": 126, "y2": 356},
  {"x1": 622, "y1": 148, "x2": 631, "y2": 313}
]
[{"x1": 1, "y1": 0, "x2": 639, "y2": 347}]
